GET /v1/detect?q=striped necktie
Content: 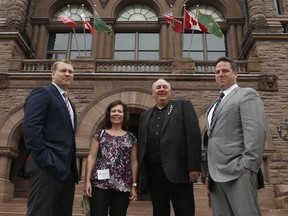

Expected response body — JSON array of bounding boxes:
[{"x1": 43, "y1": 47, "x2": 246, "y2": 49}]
[
  {"x1": 63, "y1": 92, "x2": 74, "y2": 127},
  {"x1": 210, "y1": 92, "x2": 225, "y2": 127}
]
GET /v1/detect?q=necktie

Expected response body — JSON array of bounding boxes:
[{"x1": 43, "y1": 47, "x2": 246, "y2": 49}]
[
  {"x1": 210, "y1": 92, "x2": 225, "y2": 127},
  {"x1": 63, "y1": 92, "x2": 74, "y2": 127}
]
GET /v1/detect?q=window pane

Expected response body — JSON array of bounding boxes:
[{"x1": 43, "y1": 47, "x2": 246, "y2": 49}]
[
  {"x1": 71, "y1": 33, "x2": 92, "y2": 50},
  {"x1": 183, "y1": 34, "x2": 203, "y2": 51},
  {"x1": 47, "y1": 53, "x2": 66, "y2": 59},
  {"x1": 115, "y1": 33, "x2": 135, "y2": 50},
  {"x1": 139, "y1": 51, "x2": 159, "y2": 60},
  {"x1": 70, "y1": 51, "x2": 91, "y2": 59},
  {"x1": 207, "y1": 52, "x2": 226, "y2": 60},
  {"x1": 114, "y1": 51, "x2": 135, "y2": 60},
  {"x1": 139, "y1": 33, "x2": 159, "y2": 50},
  {"x1": 183, "y1": 51, "x2": 204, "y2": 60},
  {"x1": 48, "y1": 33, "x2": 68, "y2": 50},
  {"x1": 206, "y1": 34, "x2": 225, "y2": 51}
]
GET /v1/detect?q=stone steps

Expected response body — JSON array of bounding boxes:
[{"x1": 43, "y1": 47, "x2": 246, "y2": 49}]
[{"x1": 1, "y1": 185, "x2": 287, "y2": 216}]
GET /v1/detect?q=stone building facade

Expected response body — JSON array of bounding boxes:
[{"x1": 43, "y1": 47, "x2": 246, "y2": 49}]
[{"x1": 0, "y1": 0, "x2": 288, "y2": 211}]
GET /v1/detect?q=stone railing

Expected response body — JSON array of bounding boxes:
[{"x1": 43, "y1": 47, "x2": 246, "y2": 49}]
[{"x1": 8, "y1": 58, "x2": 249, "y2": 74}]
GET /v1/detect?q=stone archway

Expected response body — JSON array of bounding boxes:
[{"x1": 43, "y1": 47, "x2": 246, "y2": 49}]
[
  {"x1": 75, "y1": 90, "x2": 155, "y2": 181},
  {"x1": 76, "y1": 90, "x2": 154, "y2": 149},
  {"x1": 0, "y1": 106, "x2": 25, "y2": 201}
]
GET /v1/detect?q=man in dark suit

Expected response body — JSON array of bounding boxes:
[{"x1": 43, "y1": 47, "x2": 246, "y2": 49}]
[
  {"x1": 22, "y1": 59, "x2": 78, "y2": 216},
  {"x1": 206, "y1": 57, "x2": 266, "y2": 215},
  {"x1": 138, "y1": 78, "x2": 202, "y2": 216}
]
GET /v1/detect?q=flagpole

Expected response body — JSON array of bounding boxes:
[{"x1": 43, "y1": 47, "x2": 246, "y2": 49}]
[
  {"x1": 169, "y1": 5, "x2": 177, "y2": 57},
  {"x1": 182, "y1": 2, "x2": 187, "y2": 58},
  {"x1": 68, "y1": 5, "x2": 80, "y2": 57},
  {"x1": 72, "y1": 28, "x2": 80, "y2": 56},
  {"x1": 81, "y1": 4, "x2": 87, "y2": 57},
  {"x1": 188, "y1": 5, "x2": 199, "y2": 58}
]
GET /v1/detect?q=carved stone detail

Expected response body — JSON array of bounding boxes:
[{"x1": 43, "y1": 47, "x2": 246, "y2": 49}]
[
  {"x1": 0, "y1": 73, "x2": 9, "y2": 89},
  {"x1": 247, "y1": 0, "x2": 266, "y2": 31},
  {"x1": 166, "y1": 0, "x2": 176, "y2": 6},
  {"x1": 6, "y1": 0, "x2": 29, "y2": 31},
  {"x1": 99, "y1": 0, "x2": 109, "y2": 8},
  {"x1": 166, "y1": 0, "x2": 176, "y2": 7},
  {"x1": 258, "y1": 75, "x2": 278, "y2": 91}
]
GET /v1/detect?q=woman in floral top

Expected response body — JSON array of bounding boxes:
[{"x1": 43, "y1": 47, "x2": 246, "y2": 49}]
[{"x1": 84, "y1": 100, "x2": 138, "y2": 216}]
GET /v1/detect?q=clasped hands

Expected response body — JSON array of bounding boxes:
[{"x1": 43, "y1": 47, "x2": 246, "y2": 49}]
[{"x1": 189, "y1": 171, "x2": 200, "y2": 183}]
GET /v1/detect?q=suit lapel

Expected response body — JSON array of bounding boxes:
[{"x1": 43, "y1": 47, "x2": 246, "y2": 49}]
[
  {"x1": 209, "y1": 87, "x2": 240, "y2": 132},
  {"x1": 49, "y1": 84, "x2": 74, "y2": 129},
  {"x1": 161, "y1": 101, "x2": 174, "y2": 134}
]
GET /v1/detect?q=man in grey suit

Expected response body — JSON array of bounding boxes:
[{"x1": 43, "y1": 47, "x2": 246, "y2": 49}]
[
  {"x1": 138, "y1": 78, "x2": 201, "y2": 216},
  {"x1": 206, "y1": 57, "x2": 266, "y2": 216}
]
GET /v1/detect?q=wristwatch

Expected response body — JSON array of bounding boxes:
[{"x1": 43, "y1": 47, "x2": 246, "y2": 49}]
[{"x1": 131, "y1": 182, "x2": 137, "y2": 187}]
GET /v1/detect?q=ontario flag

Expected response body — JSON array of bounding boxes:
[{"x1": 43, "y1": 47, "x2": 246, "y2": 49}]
[
  {"x1": 163, "y1": 11, "x2": 182, "y2": 33},
  {"x1": 80, "y1": 13, "x2": 94, "y2": 34},
  {"x1": 59, "y1": 14, "x2": 76, "y2": 28},
  {"x1": 184, "y1": 10, "x2": 208, "y2": 32}
]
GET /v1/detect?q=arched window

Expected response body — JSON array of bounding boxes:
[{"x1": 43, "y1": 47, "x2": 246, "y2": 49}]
[
  {"x1": 116, "y1": 4, "x2": 158, "y2": 21},
  {"x1": 183, "y1": 4, "x2": 226, "y2": 60},
  {"x1": 114, "y1": 4, "x2": 159, "y2": 60},
  {"x1": 48, "y1": 4, "x2": 93, "y2": 59}
]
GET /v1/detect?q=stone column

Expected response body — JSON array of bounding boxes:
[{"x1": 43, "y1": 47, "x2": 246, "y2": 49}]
[
  {"x1": 236, "y1": 24, "x2": 243, "y2": 52},
  {"x1": 32, "y1": 24, "x2": 40, "y2": 50},
  {"x1": 105, "y1": 25, "x2": 113, "y2": 59},
  {"x1": 0, "y1": 151, "x2": 17, "y2": 201},
  {"x1": 36, "y1": 24, "x2": 47, "y2": 58},
  {"x1": 229, "y1": 24, "x2": 238, "y2": 59},
  {"x1": 161, "y1": 22, "x2": 168, "y2": 59}
]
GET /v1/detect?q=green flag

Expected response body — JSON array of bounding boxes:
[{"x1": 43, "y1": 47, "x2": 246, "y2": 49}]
[
  {"x1": 197, "y1": 12, "x2": 223, "y2": 38},
  {"x1": 93, "y1": 14, "x2": 112, "y2": 34}
]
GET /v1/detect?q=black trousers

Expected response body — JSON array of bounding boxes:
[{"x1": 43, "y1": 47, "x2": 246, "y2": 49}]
[
  {"x1": 25, "y1": 159, "x2": 75, "y2": 216},
  {"x1": 89, "y1": 186, "x2": 130, "y2": 216},
  {"x1": 147, "y1": 166, "x2": 195, "y2": 216}
]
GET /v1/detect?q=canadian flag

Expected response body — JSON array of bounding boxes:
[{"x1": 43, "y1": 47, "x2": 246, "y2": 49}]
[{"x1": 185, "y1": 10, "x2": 208, "y2": 32}]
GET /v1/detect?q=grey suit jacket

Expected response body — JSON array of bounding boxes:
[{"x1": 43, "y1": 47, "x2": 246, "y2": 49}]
[{"x1": 206, "y1": 87, "x2": 266, "y2": 182}]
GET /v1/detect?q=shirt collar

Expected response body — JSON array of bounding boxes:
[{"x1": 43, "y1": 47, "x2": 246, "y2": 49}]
[
  {"x1": 222, "y1": 84, "x2": 238, "y2": 98},
  {"x1": 52, "y1": 82, "x2": 66, "y2": 96}
]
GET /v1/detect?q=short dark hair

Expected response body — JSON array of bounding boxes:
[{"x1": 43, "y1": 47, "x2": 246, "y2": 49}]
[
  {"x1": 105, "y1": 100, "x2": 130, "y2": 130},
  {"x1": 215, "y1": 57, "x2": 238, "y2": 71},
  {"x1": 52, "y1": 59, "x2": 73, "y2": 71}
]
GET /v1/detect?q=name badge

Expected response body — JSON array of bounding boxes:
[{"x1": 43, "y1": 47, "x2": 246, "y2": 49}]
[{"x1": 97, "y1": 169, "x2": 110, "y2": 180}]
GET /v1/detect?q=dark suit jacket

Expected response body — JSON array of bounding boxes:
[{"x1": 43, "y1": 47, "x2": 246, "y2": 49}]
[
  {"x1": 22, "y1": 84, "x2": 78, "y2": 182},
  {"x1": 138, "y1": 99, "x2": 201, "y2": 188}
]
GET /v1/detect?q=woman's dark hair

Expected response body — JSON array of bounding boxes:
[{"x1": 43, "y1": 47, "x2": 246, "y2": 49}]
[{"x1": 104, "y1": 100, "x2": 130, "y2": 130}]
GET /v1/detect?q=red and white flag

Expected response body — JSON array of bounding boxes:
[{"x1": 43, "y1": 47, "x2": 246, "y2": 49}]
[
  {"x1": 80, "y1": 13, "x2": 94, "y2": 34},
  {"x1": 185, "y1": 10, "x2": 208, "y2": 32},
  {"x1": 59, "y1": 15, "x2": 76, "y2": 28},
  {"x1": 83, "y1": 20, "x2": 94, "y2": 34},
  {"x1": 163, "y1": 11, "x2": 183, "y2": 33}
]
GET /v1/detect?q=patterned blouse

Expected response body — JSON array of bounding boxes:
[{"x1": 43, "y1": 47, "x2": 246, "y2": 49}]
[{"x1": 90, "y1": 129, "x2": 137, "y2": 192}]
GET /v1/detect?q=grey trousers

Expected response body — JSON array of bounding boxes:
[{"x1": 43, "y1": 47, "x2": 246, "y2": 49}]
[{"x1": 210, "y1": 172, "x2": 261, "y2": 216}]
